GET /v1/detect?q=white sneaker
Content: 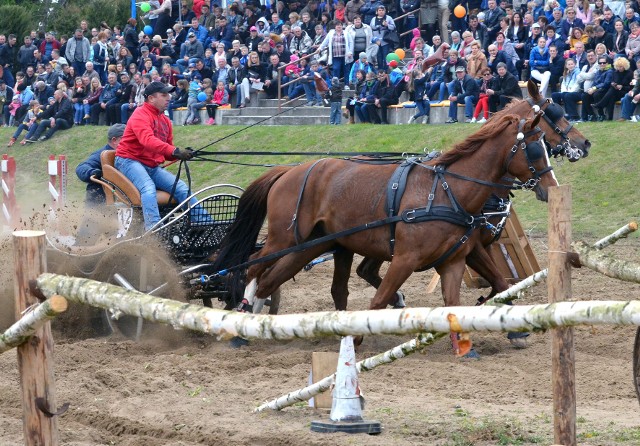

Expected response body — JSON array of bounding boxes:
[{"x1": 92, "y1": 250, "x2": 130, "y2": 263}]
[
  {"x1": 477, "y1": 117, "x2": 487, "y2": 124},
  {"x1": 631, "y1": 115, "x2": 638, "y2": 122},
  {"x1": 407, "y1": 116, "x2": 416, "y2": 124},
  {"x1": 422, "y1": 115, "x2": 429, "y2": 124},
  {"x1": 465, "y1": 118, "x2": 473, "y2": 123},
  {"x1": 470, "y1": 117, "x2": 477, "y2": 123}
]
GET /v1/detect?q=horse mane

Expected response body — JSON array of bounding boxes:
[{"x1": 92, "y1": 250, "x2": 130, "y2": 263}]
[{"x1": 429, "y1": 114, "x2": 520, "y2": 167}]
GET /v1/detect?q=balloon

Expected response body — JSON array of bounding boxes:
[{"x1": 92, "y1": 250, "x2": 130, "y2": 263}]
[
  {"x1": 394, "y1": 48, "x2": 405, "y2": 60},
  {"x1": 385, "y1": 52, "x2": 401, "y2": 64},
  {"x1": 389, "y1": 60, "x2": 398, "y2": 68},
  {"x1": 454, "y1": 5, "x2": 466, "y2": 18},
  {"x1": 140, "y1": 2, "x2": 151, "y2": 12},
  {"x1": 197, "y1": 92, "x2": 207, "y2": 102},
  {"x1": 143, "y1": 25, "x2": 153, "y2": 35}
]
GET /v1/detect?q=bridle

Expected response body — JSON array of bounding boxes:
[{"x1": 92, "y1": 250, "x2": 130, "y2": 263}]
[
  {"x1": 503, "y1": 117, "x2": 554, "y2": 192},
  {"x1": 526, "y1": 97, "x2": 587, "y2": 162}
]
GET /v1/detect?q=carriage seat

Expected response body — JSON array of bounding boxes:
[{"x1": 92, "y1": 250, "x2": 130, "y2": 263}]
[{"x1": 96, "y1": 150, "x2": 175, "y2": 206}]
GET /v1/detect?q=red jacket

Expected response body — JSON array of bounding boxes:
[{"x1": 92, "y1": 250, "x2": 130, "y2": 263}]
[
  {"x1": 39, "y1": 39, "x2": 61, "y2": 57},
  {"x1": 116, "y1": 102, "x2": 176, "y2": 167}
]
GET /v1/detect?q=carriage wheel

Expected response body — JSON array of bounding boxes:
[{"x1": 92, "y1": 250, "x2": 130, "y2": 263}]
[
  {"x1": 633, "y1": 327, "x2": 640, "y2": 405},
  {"x1": 91, "y1": 242, "x2": 185, "y2": 340}
]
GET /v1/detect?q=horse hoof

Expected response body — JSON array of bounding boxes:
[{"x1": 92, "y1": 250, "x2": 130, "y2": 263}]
[
  {"x1": 507, "y1": 332, "x2": 530, "y2": 349},
  {"x1": 509, "y1": 337, "x2": 529, "y2": 349},
  {"x1": 229, "y1": 336, "x2": 250, "y2": 349},
  {"x1": 461, "y1": 348, "x2": 480, "y2": 360},
  {"x1": 391, "y1": 291, "x2": 406, "y2": 309}
]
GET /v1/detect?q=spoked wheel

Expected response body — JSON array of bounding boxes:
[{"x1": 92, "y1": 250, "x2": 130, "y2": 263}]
[
  {"x1": 633, "y1": 327, "x2": 640, "y2": 405},
  {"x1": 91, "y1": 242, "x2": 185, "y2": 340}
]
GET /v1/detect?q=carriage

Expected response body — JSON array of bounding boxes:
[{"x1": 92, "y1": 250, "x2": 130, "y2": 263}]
[{"x1": 45, "y1": 148, "x2": 280, "y2": 339}]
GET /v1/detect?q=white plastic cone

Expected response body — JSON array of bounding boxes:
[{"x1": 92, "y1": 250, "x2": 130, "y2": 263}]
[
  {"x1": 330, "y1": 336, "x2": 363, "y2": 422},
  {"x1": 311, "y1": 336, "x2": 381, "y2": 435}
]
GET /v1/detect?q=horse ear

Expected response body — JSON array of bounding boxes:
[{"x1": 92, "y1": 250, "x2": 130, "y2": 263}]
[
  {"x1": 527, "y1": 79, "x2": 540, "y2": 101},
  {"x1": 525, "y1": 113, "x2": 542, "y2": 131}
]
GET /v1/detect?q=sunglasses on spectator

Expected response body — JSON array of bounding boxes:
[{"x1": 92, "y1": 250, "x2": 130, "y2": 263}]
[{"x1": 599, "y1": 61, "x2": 607, "y2": 64}]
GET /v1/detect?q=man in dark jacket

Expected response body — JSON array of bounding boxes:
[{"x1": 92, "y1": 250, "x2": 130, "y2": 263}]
[
  {"x1": 371, "y1": 69, "x2": 398, "y2": 124},
  {"x1": 26, "y1": 89, "x2": 73, "y2": 142},
  {"x1": 446, "y1": 66, "x2": 480, "y2": 123},
  {"x1": 487, "y1": 62, "x2": 522, "y2": 112}
]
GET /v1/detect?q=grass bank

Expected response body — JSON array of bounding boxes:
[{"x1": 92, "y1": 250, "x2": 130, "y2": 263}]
[{"x1": 1, "y1": 122, "x2": 637, "y2": 236}]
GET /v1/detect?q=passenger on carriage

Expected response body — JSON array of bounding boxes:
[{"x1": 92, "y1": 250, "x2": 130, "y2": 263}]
[{"x1": 114, "y1": 81, "x2": 208, "y2": 231}]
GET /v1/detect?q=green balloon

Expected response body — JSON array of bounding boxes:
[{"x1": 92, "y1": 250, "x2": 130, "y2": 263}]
[
  {"x1": 140, "y1": 2, "x2": 151, "y2": 12},
  {"x1": 385, "y1": 53, "x2": 400, "y2": 64}
]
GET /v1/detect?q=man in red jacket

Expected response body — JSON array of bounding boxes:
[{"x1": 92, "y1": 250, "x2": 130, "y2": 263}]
[{"x1": 115, "y1": 81, "x2": 197, "y2": 231}]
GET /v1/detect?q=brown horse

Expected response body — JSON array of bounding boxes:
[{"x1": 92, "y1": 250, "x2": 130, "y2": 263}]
[
  {"x1": 212, "y1": 107, "x2": 562, "y2": 352},
  {"x1": 339, "y1": 81, "x2": 591, "y2": 314}
]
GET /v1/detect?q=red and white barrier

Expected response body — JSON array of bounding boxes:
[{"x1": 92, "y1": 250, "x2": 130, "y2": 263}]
[
  {"x1": 1, "y1": 154, "x2": 17, "y2": 227},
  {"x1": 48, "y1": 155, "x2": 67, "y2": 210}
]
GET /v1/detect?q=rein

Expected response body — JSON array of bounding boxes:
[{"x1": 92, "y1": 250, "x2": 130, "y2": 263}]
[{"x1": 198, "y1": 116, "x2": 549, "y2": 281}]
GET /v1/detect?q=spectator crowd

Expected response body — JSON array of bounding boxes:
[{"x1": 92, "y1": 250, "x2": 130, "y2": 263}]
[{"x1": 2, "y1": 0, "x2": 640, "y2": 141}]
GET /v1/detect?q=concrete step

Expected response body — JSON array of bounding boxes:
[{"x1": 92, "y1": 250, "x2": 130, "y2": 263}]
[
  {"x1": 221, "y1": 106, "x2": 330, "y2": 117},
  {"x1": 221, "y1": 115, "x2": 331, "y2": 125}
]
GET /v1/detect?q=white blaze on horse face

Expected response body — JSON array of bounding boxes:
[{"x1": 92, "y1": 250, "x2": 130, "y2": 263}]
[
  {"x1": 540, "y1": 139, "x2": 559, "y2": 185},
  {"x1": 244, "y1": 278, "x2": 258, "y2": 305}
]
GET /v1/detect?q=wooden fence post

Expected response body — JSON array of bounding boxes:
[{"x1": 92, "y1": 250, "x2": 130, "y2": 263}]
[
  {"x1": 13, "y1": 230, "x2": 60, "y2": 446},
  {"x1": 548, "y1": 185, "x2": 576, "y2": 446}
]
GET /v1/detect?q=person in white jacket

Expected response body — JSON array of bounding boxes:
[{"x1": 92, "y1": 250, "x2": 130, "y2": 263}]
[
  {"x1": 318, "y1": 22, "x2": 353, "y2": 81},
  {"x1": 345, "y1": 16, "x2": 373, "y2": 77},
  {"x1": 551, "y1": 58, "x2": 582, "y2": 121}
]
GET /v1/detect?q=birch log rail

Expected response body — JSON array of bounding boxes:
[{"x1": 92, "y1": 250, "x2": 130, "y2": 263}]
[
  {"x1": 34, "y1": 274, "x2": 640, "y2": 338},
  {"x1": 486, "y1": 221, "x2": 638, "y2": 306},
  {"x1": 254, "y1": 332, "x2": 446, "y2": 412},
  {"x1": 572, "y1": 241, "x2": 640, "y2": 284},
  {"x1": 0, "y1": 296, "x2": 68, "y2": 354}
]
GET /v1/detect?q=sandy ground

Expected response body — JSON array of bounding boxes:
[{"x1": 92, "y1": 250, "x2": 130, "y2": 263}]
[{"x1": 1, "y1": 234, "x2": 640, "y2": 445}]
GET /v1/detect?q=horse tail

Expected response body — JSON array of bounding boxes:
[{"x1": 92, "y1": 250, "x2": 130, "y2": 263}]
[{"x1": 212, "y1": 166, "x2": 291, "y2": 307}]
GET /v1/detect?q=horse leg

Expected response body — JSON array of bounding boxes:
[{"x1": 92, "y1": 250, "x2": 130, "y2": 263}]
[
  {"x1": 467, "y1": 243, "x2": 530, "y2": 348},
  {"x1": 356, "y1": 257, "x2": 406, "y2": 308},
  {"x1": 331, "y1": 248, "x2": 354, "y2": 311},
  {"x1": 436, "y1": 258, "x2": 475, "y2": 357},
  {"x1": 466, "y1": 242, "x2": 510, "y2": 301},
  {"x1": 254, "y1": 242, "x2": 336, "y2": 301}
]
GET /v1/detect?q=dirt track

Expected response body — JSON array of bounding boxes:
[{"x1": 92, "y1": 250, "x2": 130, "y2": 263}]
[{"x1": 1, "y1": 235, "x2": 640, "y2": 445}]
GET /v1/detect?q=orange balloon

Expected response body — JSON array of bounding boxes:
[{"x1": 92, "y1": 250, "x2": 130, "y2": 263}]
[
  {"x1": 454, "y1": 4, "x2": 466, "y2": 18},
  {"x1": 394, "y1": 48, "x2": 405, "y2": 60}
]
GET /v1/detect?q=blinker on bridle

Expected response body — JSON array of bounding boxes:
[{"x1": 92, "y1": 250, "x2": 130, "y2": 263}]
[{"x1": 526, "y1": 97, "x2": 586, "y2": 162}]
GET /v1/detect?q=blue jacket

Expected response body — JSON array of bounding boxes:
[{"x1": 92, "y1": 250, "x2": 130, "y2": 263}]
[
  {"x1": 99, "y1": 82, "x2": 122, "y2": 105},
  {"x1": 529, "y1": 46, "x2": 550, "y2": 70},
  {"x1": 76, "y1": 143, "x2": 109, "y2": 204},
  {"x1": 593, "y1": 68, "x2": 613, "y2": 90},
  {"x1": 187, "y1": 24, "x2": 209, "y2": 44},
  {"x1": 359, "y1": 80, "x2": 379, "y2": 102}
]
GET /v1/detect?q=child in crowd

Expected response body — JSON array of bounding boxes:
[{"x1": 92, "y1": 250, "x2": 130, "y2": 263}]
[
  {"x1": 407, "y1": 68, "x2": 430, "y2": 124},
  {"x1": 168, "y1": 79, "x2": 189, "y2": 120},
  {"x1": 205, "y1": 81, "x2": 230, "y2": 125},
  {"x1": 327, "y1": 76, "x2": 343, "y2": 125},
  {"x1": 8, "y1": 99, "x2": 40, "y2": 146},
  {"x1": 8, "y1": 97, "x2": 21, "y2": 127},
  {"x1": 184, "y1": 74, "x2": 203, "y2": 125},
  {"x1": 303, "y1": 59, "x2": 323, "y2": 106}
]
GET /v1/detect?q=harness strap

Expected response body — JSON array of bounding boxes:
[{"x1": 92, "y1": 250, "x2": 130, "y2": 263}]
[
  {"x1": 416, "y1": 227, "x2": 475, "y2": 272},
  {"x1": 385, "y1": 158, "x2": 417, "y2": 256},
  {"x1": 290, "y1": 159, "x2": 326, "y2": 244}
]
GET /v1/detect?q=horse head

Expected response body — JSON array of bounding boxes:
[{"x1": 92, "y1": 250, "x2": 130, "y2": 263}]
[
  {"x1": 503, "y1": 112, "x2": 558, "y2": 202},
  {"x1": 525, "y1": 80, "x2": 591, "y2": 161}
]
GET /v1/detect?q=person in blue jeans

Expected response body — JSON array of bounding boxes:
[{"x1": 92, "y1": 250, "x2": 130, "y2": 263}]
[
  {"x1": 620, "y1": 69, "x2": 640, "y2": 121},
  {"x1": 446, "y1": 66, "x2": 480, "y2": 123},
  {"x1": 114, "y1": 81, "x2": 207, "y2": 231}
]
